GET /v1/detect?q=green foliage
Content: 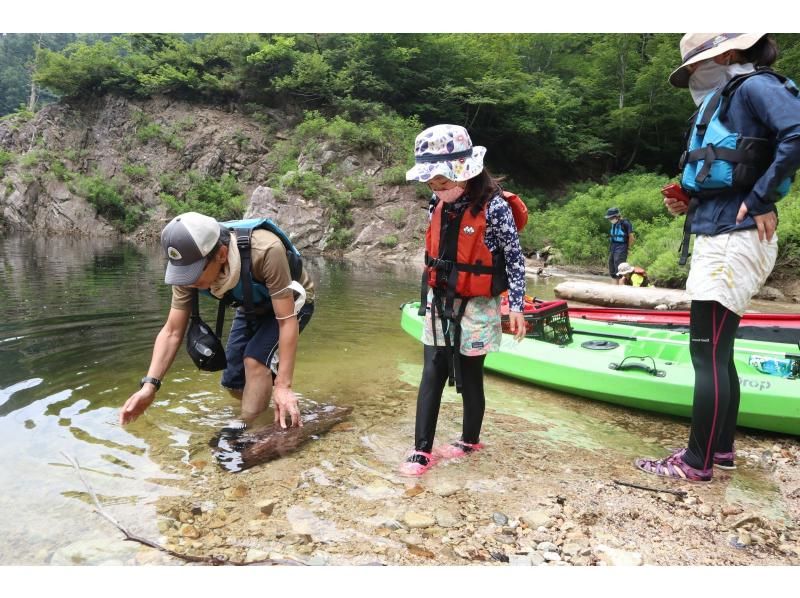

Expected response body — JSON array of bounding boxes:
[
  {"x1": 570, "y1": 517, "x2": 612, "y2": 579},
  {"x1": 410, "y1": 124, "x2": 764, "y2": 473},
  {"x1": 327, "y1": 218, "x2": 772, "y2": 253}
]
[
  {"x1": 122, "y1": 162, "x2": 149, "y2": 182},
  {"x1": 775, "y1": 189, "x2": 800, "y2": 275},
  {"x1": 327, "y1": 228, "x2": 354, "y2": 250},
  {"x1": 25, "y1": 33, "x2": 800, "y2": 191},
  {"x1": 380, "y1": 234, "x2": 398, "y2": 248},
  {"x1": 0, "y1": 150, "x2": 16, "y2": 178},
  {"x1": 48, "y1": 158, "x2": 73, "y2": 182},
  {"x1": 295, "y1": 110, "x2": 421, "y2": 163},
  {"x1": 389, "y1": 207, "x2": 407, "y2": 228},
  {"x1": 159, "y1": 172, "x2": 180, "y2": 195},
  {"x1": 160, "y1": 172, "x2": 245, "y2": 220},
  {"x1": 381, "y1": 165, "x2": 408, "y2": 186},
  {"x1": 343, "y1": 176, "x2": 372, "y2": 201},
  {"x1": 71, "y1": 174, "x2": 144, "y2": 232}
]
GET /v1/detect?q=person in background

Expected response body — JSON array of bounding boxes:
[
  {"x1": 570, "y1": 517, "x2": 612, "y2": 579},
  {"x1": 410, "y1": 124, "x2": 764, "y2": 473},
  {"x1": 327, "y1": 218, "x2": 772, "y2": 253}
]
[
  {"x1": 605, "y1": 207, "x2": 635, "y2": 285},
  {"x1": 400, "y1": 124, "x2": 526, "y2": 476},
  {"x1": 616, "y1": 262, "x2": 650, "y2": 287},
  {"x1": 119, "y1": 212, "x2": 315, "y2": 432},
  {"x1": 636, "y1": 33, "x2": 800, "y2": 482}
]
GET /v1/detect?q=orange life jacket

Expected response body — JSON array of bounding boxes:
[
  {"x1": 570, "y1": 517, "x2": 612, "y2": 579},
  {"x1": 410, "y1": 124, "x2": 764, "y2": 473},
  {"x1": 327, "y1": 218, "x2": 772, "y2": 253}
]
[{"x1": 424, "y1": 191, "x2": 527, "y2": 298}]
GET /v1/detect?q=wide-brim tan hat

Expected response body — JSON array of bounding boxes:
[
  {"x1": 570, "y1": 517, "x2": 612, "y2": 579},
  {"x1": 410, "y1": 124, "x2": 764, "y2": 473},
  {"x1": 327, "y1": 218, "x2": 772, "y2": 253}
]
[{"x1": 669, "y1": 33, "x2": 766, "y2": 88}]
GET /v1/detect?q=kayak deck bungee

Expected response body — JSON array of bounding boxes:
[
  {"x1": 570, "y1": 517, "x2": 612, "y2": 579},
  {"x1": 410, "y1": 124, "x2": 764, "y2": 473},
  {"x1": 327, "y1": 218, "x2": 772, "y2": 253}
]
[{"x1": 401, "y1": 301, "x2": 800, "y2": 436}]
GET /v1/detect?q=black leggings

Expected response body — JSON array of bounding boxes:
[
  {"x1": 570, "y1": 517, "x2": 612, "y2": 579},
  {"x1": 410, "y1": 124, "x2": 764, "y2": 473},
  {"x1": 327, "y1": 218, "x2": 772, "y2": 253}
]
[
  {"x1": 684, "y1": 300, "x2": 742, "y2": 470},
  {"x1": 414, "y1": 345, "x2": 486, "y2": 453}
]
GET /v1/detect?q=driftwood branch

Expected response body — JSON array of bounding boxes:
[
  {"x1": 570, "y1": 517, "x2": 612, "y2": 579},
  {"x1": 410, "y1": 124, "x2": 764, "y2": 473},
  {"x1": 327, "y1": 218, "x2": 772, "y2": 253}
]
[
  {"x1": 61, "y1": 451, "x2": 304, "y2": 566},
  {"x1": 613, "y1": 479, "x2": 688, "y2": 497}
]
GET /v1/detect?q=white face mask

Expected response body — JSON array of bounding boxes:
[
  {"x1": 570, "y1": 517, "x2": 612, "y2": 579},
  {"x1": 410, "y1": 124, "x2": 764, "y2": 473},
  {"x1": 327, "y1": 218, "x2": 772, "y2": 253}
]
[
  {"x1": 434, "y1": 186, "x2": 466, "y2": 203},
  {"x1": 688, "y1": 60, "x2": 731, "y2": 106}
]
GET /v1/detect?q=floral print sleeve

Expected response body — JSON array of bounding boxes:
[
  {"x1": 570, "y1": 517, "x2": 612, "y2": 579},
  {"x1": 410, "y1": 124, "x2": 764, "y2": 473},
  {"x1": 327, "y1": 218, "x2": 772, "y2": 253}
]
[{"x1": 485, "y1": 194, "x2": 526, "y2": 312}]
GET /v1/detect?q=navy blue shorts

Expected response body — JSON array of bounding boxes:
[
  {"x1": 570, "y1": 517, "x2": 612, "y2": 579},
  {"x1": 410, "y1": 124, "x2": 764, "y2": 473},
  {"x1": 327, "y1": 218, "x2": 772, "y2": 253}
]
[
  {"x1": 220, "y1": 303, "x2": 314, "y2": 391},
  {"x1": 608, "y1": 245, "x2": 628, "y2": 279}
]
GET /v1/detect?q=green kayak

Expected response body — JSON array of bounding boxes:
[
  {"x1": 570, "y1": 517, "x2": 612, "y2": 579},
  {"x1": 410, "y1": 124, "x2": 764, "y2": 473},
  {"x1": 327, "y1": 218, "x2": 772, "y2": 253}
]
[{"x1": 400, "y1": 301, "x2": 800, "y2": 436}]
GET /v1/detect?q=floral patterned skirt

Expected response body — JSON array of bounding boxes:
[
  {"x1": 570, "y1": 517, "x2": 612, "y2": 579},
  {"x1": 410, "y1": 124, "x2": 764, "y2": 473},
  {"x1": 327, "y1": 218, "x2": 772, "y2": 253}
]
[{"x1": 421, "y1": 291, "x2": 502, "y2": 356}]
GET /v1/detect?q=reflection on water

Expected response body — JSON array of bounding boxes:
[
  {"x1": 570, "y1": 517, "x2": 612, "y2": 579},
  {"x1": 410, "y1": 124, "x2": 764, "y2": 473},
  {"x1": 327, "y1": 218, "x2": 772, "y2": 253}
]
[{"x1": 0, "y1": 234, "x2": 792, "y2": 564}]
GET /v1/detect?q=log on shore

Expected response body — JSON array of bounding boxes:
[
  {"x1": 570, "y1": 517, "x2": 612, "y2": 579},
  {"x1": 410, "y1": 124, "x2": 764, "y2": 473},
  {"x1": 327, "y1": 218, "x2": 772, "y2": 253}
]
[
  {"x1": 554, "y1": 280, "x2": 691, "y2": 309},
  {"x1": 213, "y1": 404, "x2": 353, "y2": 473}
]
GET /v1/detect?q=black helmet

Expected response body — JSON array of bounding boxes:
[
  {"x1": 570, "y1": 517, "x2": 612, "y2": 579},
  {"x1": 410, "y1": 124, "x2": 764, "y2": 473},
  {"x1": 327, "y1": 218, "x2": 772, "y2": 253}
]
[{"x1": 605, "y1": 207, "x2": 621, "y2": 219}]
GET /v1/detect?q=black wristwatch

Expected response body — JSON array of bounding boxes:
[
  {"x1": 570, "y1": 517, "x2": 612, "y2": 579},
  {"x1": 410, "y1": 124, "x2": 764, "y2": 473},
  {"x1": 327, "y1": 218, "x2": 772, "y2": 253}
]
[{"x1": 139, "y1": 376, "x2": 162, "y2": 391}]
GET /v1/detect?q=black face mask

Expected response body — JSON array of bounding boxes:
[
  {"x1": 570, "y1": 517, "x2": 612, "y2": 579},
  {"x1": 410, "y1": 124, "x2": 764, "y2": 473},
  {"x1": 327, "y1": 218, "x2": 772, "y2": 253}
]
[{"x1": 186, "y1": 315, "x2": 227, "y2": 371}]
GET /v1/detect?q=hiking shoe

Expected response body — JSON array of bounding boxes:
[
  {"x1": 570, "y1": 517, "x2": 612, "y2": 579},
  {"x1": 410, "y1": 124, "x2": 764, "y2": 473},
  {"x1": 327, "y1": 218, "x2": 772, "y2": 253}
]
[
  {"x1": 635, "y1": 448, "x2": 712, "y2": 483},
  {"x1": 434, "y1": 440, "x2": 485, "y2": 460},
  {"x1": 398, "y1": 450, "x2": 436, "y2": 477},
  {"x1": 713, "y1": 450, "x2": 736, "y2": 470}
]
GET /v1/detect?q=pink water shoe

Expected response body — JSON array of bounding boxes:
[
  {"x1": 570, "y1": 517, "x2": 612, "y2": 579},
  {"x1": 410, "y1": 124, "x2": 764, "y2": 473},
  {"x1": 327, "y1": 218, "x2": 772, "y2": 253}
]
[
  {"x1": 399, "y1": 450, "x2": 436, "y2": 477},
  {"x1": 434, "y1": 440, "x2": 485, "y2": 460}
]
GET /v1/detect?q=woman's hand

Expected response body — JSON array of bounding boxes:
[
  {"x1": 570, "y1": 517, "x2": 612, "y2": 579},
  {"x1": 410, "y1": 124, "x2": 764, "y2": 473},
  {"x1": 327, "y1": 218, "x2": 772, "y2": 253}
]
[
  {"x1": 736, "y1": 202, "x2": 777, "y2": 242},
  {"x1": 508, "y1": 311, "x2": 527, "y2": 342},
  {"x1": 663, "y1": 195, "x2": 689, "y2": 216}
]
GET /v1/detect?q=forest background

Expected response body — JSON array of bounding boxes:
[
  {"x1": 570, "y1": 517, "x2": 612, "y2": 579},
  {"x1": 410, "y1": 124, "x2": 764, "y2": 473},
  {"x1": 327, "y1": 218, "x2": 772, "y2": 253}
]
[{"x1": 2, "y1": 31, "x2": 800, "y2": 287}]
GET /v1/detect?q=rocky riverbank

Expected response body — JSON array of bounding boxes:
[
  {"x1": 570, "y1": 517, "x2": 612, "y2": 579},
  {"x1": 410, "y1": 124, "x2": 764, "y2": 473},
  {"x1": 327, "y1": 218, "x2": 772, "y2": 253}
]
[{"x1": 95, "y1": 394, "x2": 800, "y2": 567}]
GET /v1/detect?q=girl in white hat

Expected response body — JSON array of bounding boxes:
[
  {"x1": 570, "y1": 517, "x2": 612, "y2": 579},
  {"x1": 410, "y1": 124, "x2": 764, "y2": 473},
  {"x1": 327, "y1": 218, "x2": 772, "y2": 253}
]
[
  {"x1": 637, "y1": 34, "x2": 800, "y2": 482},
  {"x1": 400, "y1": 124, "x2": 527, "y2": 476}
]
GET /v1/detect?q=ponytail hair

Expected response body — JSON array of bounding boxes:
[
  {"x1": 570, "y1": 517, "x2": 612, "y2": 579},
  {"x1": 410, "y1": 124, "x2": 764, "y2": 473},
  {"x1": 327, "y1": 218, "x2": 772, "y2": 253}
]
[{"x1": 742, "y1": 35, "x2": 778, "y2": 67}]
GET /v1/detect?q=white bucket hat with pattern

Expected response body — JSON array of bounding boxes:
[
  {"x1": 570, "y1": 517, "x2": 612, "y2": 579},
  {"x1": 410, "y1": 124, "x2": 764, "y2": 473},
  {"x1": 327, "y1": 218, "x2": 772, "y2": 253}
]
[
  {"x1": 405, "y1": 124, "x2": 486, "y2": 183},
  {"x1": 617, "y1": 262, "x2": 635, "y2": 276},
  {"x1": 669, "y1": 33, "x2": 766, "y2": 88}
]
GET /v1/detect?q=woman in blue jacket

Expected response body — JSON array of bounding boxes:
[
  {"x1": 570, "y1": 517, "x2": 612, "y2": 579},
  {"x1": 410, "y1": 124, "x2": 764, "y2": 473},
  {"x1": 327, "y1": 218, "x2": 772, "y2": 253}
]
[{"x1": 637, "y1": 33, "x2": 800, "y2": 482}]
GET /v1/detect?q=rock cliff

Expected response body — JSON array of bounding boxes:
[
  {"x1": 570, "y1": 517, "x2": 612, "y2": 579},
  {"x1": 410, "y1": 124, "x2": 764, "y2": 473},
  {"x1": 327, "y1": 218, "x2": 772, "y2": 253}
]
[{"x1": 0, "y1": 94, "x2": 427, "y2": 262}]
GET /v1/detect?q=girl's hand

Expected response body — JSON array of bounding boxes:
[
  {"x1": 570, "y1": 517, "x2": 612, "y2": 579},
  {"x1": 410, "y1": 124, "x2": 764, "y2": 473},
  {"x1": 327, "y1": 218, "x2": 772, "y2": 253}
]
[{"x1": 508, "y1": 311, "x2": 527, "y2": 342}]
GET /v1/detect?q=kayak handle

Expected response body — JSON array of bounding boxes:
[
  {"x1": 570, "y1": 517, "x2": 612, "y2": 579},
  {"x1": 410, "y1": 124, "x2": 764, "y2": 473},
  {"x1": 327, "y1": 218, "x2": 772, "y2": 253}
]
[
  {"x1": 571, "y1": 328, "x2": 637, "y2": 342},
  {"x1": 609, "y1": 356, "x2": 665, "y2": 377}
]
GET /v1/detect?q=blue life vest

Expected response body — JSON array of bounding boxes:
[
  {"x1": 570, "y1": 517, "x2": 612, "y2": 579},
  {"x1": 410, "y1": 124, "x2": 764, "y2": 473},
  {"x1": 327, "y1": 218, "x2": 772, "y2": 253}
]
[
  {"x1": 201, "y1": 218, "x2": 302, "y2": 313},
  {"x1": 680, "y1": 69, "x2": 798, "y2": 198},
  {"x1": 609, "y1": 219, "x2": 631, "y2": 245}
]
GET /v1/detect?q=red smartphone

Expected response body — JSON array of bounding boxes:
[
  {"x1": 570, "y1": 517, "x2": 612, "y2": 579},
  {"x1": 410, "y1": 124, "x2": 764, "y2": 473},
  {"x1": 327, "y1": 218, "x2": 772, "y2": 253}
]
[{"x1": 661, "y1": 183, "x2": 690, "y2": 204}]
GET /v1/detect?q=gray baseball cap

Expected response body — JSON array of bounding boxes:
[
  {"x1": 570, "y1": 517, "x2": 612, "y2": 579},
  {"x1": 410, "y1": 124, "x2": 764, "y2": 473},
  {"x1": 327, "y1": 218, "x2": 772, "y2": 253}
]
[{"x1": 160, "y1": 212, "x2": 222, "y2": 285}]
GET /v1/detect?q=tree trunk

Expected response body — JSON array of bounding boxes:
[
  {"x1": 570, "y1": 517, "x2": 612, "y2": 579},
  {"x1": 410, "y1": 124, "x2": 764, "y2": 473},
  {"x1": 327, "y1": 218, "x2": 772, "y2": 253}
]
[{"x1": 554, "y1": 280, "x2": 690, "y2": 309}]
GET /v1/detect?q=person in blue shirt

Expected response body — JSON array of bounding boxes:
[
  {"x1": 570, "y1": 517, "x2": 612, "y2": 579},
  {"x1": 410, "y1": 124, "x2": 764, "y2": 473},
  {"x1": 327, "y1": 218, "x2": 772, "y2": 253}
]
[
  {"x1": 636, "y1": 33, "x2": 800, "y2": 482},
  {"x1": 605, "y1": 207, "x2": 635, "y2": 285}
]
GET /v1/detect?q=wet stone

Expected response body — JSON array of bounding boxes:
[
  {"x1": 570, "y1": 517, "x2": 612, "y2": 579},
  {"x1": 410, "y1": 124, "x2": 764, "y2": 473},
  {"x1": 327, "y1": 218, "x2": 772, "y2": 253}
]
[
  {"x1": 245, "y1": 548, "x2": 270, "y2": 563},
  {"x1": 435, "y1": 509, "x2": 460, "y2": 528},
  {"x1": 179, "y1": 524, "x2": 200, "y2": 539},
  {"x1": 224, "y1": 485, "x2": 249, "y2": 500},
  {"x1": 257, "y1": 500, "x2": 277, "y2": 516},
  {"x1": 404, "y1": 511, "x2": 436, "y2": 529},
  {"x1": 521, "y1": 511, "x2": 550, "y2": 528},
  {"x1": 529, "y1": 552, "x2": 545, "y2": 566},
  {"x1": 542, "y1": 551, "x2": 561, "y2": 562},
  {"x1": 429, "y1": 480, "x2": 461, "y2": 497},
  {"x1": 508, "y1": 554, "x2": 532, "y2": 566},
  {"x1": 404, "y1": 485, "x2": 425, "y2": 498},
  {"x1": 492, "y1": 512, "x2": 509, "y2": 526},
  {"x1": 497, "y1": 534, "x2": 517, "y2": 545}
]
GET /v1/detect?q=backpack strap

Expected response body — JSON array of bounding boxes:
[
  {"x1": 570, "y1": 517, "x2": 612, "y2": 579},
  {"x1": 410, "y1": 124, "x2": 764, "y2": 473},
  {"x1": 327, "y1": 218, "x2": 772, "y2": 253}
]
[{"x1": 234, "y1": 227, "x2": 257, "y2": 321}]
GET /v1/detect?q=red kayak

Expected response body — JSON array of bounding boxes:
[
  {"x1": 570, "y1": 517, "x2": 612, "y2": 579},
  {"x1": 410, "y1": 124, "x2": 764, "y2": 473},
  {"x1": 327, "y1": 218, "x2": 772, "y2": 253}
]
[
  {"x1": 568, "y1": 306, "x2": 800, "y2": 329},
  {"x1": 500, "y1": 295, "x2": 800, "y2": 344}
]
